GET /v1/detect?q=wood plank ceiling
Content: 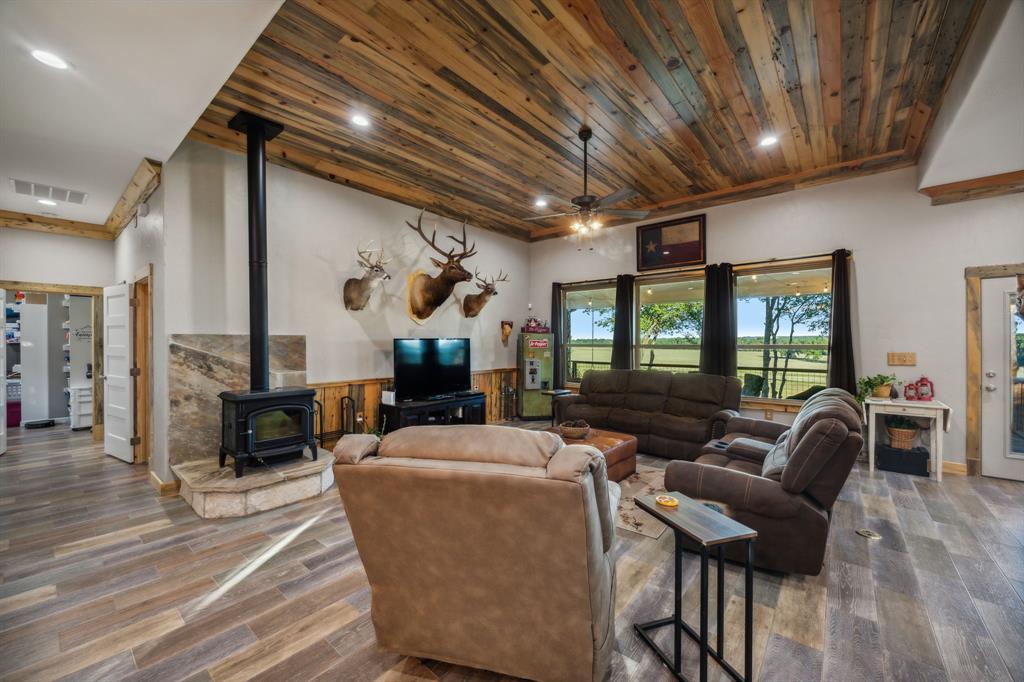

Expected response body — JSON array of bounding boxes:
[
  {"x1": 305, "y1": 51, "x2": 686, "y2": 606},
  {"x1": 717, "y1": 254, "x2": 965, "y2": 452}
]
[{"x1": 189, "y1": 0, "x2": 984, "y2": 241}]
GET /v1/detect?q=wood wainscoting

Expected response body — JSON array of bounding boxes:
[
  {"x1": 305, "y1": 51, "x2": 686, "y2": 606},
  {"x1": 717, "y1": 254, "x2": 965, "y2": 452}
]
[{"x1": 310, "y1": 368, "x2": 517, "y2": 448}]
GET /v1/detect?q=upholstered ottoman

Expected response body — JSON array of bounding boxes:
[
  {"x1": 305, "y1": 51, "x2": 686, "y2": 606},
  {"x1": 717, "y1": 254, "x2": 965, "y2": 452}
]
[{"x1": 546, "y1": 427, "x2": 638, "y2": 482}]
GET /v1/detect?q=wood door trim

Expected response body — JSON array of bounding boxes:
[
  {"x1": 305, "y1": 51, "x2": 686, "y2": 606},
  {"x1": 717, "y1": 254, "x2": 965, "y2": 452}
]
[
  {"x1": 131, "y1": 267, "x2": 153, "y2": 465},
  {"x1": 965, "y1": 263, "x2": 1024, "y2": 476},
  {"x1": 0, "y1": 280, "x2": 103, "y2": 297}
]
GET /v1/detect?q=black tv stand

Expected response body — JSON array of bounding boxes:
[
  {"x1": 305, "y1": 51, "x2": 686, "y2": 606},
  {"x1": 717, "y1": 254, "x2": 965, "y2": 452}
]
[{"x1": 379, "y1": 392, "x2": 486, "y2": 435}]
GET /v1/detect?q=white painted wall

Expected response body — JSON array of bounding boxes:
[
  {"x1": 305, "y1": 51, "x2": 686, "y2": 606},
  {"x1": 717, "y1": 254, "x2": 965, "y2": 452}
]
[
  {"x1": 530, "y1": 167, "x2": 1024, "y2": 463},
  {"x1": 114, "y1": 183, "x2": 170, "y2": 480},
  {"x1": 919, "y1": 0, "x2": 1024, "y2": 188},
  {"x1": 162, "y1": 140, "x2": 531, "y2": 382},
  {"x1": 0, "y1": 228, "x2": 114, "y2": 288}
]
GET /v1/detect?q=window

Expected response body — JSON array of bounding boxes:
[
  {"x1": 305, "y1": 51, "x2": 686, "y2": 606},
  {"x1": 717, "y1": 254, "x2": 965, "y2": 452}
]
[
  {"x1": 735, "y1": 263, "x2": 832, "y2": 400},
  {"x1": 635, "y1": 276, "x2": 704, "y2": 373},
  {"x1": 563, "y1": 283, "x2": 616, "y2": 383}
]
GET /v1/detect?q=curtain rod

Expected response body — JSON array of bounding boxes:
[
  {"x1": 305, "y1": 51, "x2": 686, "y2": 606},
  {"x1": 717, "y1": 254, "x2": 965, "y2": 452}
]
[{"x1": 559, "y1": 251, "x2": 849, "y2": 289}]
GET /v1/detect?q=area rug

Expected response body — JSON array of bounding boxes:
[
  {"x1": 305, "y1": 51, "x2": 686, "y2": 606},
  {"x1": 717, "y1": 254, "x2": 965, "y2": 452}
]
[{"x1": 616, "y1": 464, "x2": 669, "y2": 539}]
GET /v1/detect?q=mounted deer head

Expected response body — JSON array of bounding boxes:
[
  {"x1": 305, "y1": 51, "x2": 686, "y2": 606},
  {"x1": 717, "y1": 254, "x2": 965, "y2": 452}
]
[
  {"x1": 462, "y1": 269, "x2": 509, "y2": 318},
  {"x1": 343, "y1": 241, "x2": 392, "y2": 311},
  {"x1": 405, "y1": 209, "x2": 477, "y2": 322}
]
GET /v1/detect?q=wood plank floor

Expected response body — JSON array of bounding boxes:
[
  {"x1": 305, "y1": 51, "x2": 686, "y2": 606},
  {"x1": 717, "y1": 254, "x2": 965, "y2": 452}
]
[{"x1": 2, "y1": 425, "x2": 1024, "y2": 681}]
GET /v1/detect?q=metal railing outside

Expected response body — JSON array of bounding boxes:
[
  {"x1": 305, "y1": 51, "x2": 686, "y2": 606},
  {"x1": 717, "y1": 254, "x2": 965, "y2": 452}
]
[{"x1": 566, "y1": 341, "x2": 829, "y2": 399}]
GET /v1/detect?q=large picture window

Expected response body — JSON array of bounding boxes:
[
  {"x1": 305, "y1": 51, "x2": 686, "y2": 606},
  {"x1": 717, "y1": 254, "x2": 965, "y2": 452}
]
[
  {"x1": 564, "y1": 283, "x2": 616, "y2": 382},
  {"x1": 635, "y1": 276, "x2": 704, "y2": 373},
  {"x1": 735, "y1": 264, "x2": 832, "y2": 399}
]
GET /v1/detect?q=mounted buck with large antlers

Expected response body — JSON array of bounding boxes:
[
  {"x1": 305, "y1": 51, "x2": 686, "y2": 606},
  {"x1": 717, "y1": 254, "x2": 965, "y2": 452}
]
[
  {"x1": 405, "y1": 209, "x2": 477, "y2": 322},
  {"x1": 462, "y1": 269, "x2": 509, "y2": 318},
  {"x1": 343, "y1": 241, "x2": 392, "y2": 311}
]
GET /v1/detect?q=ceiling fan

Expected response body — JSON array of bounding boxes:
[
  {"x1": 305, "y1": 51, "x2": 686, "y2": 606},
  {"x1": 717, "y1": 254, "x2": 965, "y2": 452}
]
[{"x1": 526, "y1": 125, "x2": 650, "y2": 233}]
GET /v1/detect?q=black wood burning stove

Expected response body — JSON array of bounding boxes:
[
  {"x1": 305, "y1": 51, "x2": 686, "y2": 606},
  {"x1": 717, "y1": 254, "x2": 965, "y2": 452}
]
[
  {"x1": 217, "y1": 111, "x2": 318, "y2": 477},
  {"x1": 219, "y1": 386, "x2": 317, "y2": 478}
]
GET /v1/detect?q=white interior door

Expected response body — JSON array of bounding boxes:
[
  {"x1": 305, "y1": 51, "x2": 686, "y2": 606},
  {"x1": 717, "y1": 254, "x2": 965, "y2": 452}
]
[
  {"x1": 103, "y1": 284, "x2": 134, "y2": 463},
  {"x1": 981, "y1": 276, "x2": 1024, "y2": 480},
  {"x1": 1, "y1": 289, "x2": 6, "y2": 455}
]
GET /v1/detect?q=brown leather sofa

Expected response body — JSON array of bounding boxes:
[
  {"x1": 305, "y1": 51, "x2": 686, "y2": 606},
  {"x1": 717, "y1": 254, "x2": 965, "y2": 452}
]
[
  {"x1": 554, "y1": 369, "x2": 741, "y2": 460},
  {"x1": 665, "y1": 388, "x2": 863, "y2": 575},
  {"x1": 333, "y1": 425, "x2": 620, "y2": 682}
]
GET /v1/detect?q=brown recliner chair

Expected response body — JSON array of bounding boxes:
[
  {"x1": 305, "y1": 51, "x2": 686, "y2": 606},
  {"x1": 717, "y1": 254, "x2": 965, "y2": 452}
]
[
  {"x1": 664, "y1": 388, "x2": 863, "y2": 575},
  {"x1": 333, "y1": 425, "x2": 619, "y2": 682}
]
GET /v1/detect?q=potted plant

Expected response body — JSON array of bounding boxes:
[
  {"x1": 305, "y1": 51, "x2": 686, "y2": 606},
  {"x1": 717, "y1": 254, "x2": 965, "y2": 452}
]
[
  {"x1": 856, "y1": 373, "x2": 897, "y2": 403},
  {"x1": 884, "y1": 415, "x2": 919, "y2": 450}
]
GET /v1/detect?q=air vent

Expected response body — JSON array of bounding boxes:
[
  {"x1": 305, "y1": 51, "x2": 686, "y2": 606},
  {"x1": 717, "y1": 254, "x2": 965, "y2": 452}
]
[{"x1": 10, "y1": 178, "x2": 88, "y2": 205}]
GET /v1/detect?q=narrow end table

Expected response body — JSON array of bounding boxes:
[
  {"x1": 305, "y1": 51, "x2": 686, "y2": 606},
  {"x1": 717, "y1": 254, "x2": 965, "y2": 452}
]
[{"x1": 634, "y1": 494, "x2": 757, "y2": 682}]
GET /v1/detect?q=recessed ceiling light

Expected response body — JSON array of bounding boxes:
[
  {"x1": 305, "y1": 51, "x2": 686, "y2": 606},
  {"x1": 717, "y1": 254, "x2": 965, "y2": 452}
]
[
  {"x1": 534, "y1": 198, "x2": 548, "y2": 208},
  {"x1": 37, "y1": 198, "x2": 57, "y2": 206},
  {"x1": 759, "y1": 134, "x2": 778, "y2": 147},
  {"x1": 31, "y1": 50, "x2": 69, "y2": 70},
  {"x1": 351, "y1": 113, "x2": 370, "y2": 127}
]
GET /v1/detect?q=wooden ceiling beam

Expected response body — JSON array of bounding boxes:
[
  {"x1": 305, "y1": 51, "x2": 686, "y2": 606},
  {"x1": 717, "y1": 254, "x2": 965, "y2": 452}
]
[
  {"x1": 0, "y1": 210, "x2": 114, "y2": 241},
  {"x1": 105, "y1": 158, "x2": 162, "y2": 238},
  {"x1": 919, "y1": 170, "x2": 1024, "y2": 206}
]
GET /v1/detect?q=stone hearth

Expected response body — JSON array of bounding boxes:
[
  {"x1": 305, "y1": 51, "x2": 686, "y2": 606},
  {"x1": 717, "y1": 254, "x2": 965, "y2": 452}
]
[{"x1": 173, "y1": 449, "x2": 335, "y2": 518}]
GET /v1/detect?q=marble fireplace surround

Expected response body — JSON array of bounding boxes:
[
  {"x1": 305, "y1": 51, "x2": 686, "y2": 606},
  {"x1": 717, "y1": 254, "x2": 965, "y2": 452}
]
[
  {"x1": 167, "y1": 333, "x2": 307, "y2": 468},
  {"x1": 167, "y1": 334, "x2": 334, "y2": 517}
]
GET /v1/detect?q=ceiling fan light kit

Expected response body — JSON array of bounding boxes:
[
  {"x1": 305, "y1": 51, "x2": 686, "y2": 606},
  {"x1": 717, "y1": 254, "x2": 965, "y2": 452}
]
[{"x1": 528, "y1": 125, "x2": 650, "y2": 233}]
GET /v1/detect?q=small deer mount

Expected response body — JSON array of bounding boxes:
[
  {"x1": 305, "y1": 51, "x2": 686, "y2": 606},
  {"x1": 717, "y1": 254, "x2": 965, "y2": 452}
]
[
  {"x1": 462, "y1": 269, "x2": 509, "y2": 318},
  {"x1": 406, "y1": 209, "x2": 477, "y2": 323},
  {"x1": 343, "y1": 241, "x2": 392, "y2": 311}
]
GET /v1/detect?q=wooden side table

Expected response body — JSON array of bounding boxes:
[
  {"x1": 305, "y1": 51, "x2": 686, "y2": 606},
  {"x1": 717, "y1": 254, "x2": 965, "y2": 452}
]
[
  {"x1": 863, "y1": 398, "x2": 952, "y2": 481},
  {"x1": 634, "y1": 494, "x2": 757, "y2": 682},
  {"x1": 541, "y1": 388, "x2": 572, "y2": 426}
]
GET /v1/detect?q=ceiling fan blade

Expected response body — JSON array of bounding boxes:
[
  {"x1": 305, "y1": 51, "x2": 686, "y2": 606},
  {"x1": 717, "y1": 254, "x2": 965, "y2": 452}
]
[
  {"x1": 545, "y1": 195, "x2": 577, "y2": 207},
  {"x1": 600, "y1": 208, "x2": 650, "y2": 219},
  {"x1": 524, "y1": 211, "x2": 576, "y2": 222},
  {"x1": 594, "y1": 187, "x2": 639, "y2": 207}
]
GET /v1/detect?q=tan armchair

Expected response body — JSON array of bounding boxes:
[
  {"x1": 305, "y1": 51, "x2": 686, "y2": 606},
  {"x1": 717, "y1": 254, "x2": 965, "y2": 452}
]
[{"x1": 333, "y1": 425, "x2": 620, "y2": 682}]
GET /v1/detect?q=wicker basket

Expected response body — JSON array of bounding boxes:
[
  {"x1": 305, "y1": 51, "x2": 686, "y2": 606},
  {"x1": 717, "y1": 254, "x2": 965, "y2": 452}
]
[
  {"x1": 559, "y1": 422, "x2": 590, "y2": 439},
  {"x1": 872, "y1": 383, "x2": 893, "y2": 398},
  {"x1": 886, "y1": 427, "x2": 918, "y2": 450}
]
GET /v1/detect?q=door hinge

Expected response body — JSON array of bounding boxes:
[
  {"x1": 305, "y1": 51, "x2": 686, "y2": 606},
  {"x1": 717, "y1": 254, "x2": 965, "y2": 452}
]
[
  {"x1": 130, "y1": 436, "x2": 142, "y2": 446},
  {"x1": 130, "y1": 367, "x2": 141, "y2": 377},
  {"x1": 129, "y1": 297, "x2": 140, "y2": 308}
]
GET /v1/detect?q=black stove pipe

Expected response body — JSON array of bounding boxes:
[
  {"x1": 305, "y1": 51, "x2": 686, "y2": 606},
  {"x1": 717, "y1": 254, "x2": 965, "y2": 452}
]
[{"x1": 228, "y1": 111, "x2": 283, "y2": 393}]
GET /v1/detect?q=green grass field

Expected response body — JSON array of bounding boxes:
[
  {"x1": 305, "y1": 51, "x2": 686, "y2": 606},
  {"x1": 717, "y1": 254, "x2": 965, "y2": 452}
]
[{"x1": 567, "y1": 345, "x2": 828, "y2": 397}]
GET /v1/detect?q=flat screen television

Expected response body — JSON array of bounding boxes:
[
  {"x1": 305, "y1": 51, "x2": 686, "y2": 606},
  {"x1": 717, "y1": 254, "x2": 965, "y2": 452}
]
[{"x1": 393, "y1": 337, "x2": 471, "y2": 401}]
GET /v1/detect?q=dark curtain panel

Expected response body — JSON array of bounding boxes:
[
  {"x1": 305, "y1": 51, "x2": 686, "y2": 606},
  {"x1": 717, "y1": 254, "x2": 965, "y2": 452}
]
[
  {"x1": 827, "y1": 249, "x2": 856, "y2": 394},
  {"x1": 610, "y1": 274, "x2": 635, "y2": 370},
  {"x1": 551, "y1": 282, "x2": 565, "y2": 388},
  {"x1": 699, "y1": 263, "x2": 737, "y2": 376}
]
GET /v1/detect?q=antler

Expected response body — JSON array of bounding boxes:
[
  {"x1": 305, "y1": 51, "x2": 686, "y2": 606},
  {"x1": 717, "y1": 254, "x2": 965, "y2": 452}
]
[
  {"x1": 356, "y1": 240, "x2": 379, "y2": 267},
  {"x1": 493, "y1": 269, "x2": 509, "y2": 283},
  {"x1": 406, "y1": 209, "x2": 451, "y2": 259},
  {"x1": 445, "y1": 220, "x2": 477, "y2": 261}
]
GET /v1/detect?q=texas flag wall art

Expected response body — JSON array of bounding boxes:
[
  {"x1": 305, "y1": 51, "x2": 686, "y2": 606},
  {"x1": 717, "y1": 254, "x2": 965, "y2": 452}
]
[{"x1": 636, "y1": 214, "x2": 706, "y2": 271}]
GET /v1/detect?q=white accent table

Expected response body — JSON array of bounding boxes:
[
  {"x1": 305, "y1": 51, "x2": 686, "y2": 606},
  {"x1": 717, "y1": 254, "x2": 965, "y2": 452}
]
[{"x1": 864, "y1": 398, "x2": 952, "y2": 481}]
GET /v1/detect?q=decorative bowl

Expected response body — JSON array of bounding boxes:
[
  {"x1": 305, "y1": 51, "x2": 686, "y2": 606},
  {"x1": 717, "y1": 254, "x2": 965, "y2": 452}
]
[{"x1": 559, "y1": 421, "x2": 590, "y2": 439}]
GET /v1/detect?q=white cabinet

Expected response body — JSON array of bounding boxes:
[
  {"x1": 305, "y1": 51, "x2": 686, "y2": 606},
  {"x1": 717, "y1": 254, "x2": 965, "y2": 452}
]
[{"x1": 69, "y1": 385, "x2": 92, "y2": 430}]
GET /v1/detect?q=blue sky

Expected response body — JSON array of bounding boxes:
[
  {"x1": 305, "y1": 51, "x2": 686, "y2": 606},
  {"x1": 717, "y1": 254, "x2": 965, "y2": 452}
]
[{"x1": 569, "y1": 298, "x2": 825, "y2": 340}]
